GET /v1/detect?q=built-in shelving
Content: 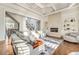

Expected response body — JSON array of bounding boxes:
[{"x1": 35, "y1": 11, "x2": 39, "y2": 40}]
[{"x1": 63, "y1": 17, "x2": 78, "y2": 33}]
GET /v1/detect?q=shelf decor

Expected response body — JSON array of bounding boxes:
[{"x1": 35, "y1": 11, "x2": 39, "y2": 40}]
[{"x1": 63, "y1": 17, "x2": 77, "y2": 33}]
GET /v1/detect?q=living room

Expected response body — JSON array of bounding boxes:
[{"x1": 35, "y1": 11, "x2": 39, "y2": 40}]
[{"x1": 0, "y1": 3, "x2": 79, "y2": 55}]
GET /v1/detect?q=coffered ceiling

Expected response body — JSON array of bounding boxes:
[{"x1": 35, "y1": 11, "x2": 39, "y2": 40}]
[
  {"x1": 0, "y1": 3, "x2": 79, "y2": 16},
  {"x1": 15, "y1": 3, "x2": 79, "y2": 16}
]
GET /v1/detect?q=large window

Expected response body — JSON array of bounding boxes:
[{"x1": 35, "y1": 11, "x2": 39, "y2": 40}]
[{"x1": 26, "y1": 17, "x2": 40, "y2": 31}]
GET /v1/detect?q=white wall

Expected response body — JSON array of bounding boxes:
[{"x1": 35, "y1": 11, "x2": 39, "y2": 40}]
[
  {"x1": 0, "y1": 8, "x2": 5, "y2": 41},
  {"x1": 61, "y1": 7, "x2": 79, "y2": 34},
  {"x1": 0, "y1": 4, "x2": 45, "y2": 31},
  {"x1": 8, "y1": 13, "x2": 24, "y2": 31},
  {"x1": 6, "y1": 16, "x2": 18, "y2": 29},
  {"x1": 0, "y1": 4, "x2": 47, "y2": 41},
  {"x1": 7, "y1": 13, "x2": 47, "y2": 32},
  {"x1": 40, "y1": 16, "x2": 48, "y2": 32},
  {"x1": 48, "y1": 12, "x2": 62, "y2": 33},
  {"x1": 48, "y1": 7, "x2": 79, "y2": 34}
]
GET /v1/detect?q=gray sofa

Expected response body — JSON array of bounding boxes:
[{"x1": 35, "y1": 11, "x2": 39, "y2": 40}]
[
  {"x1": 11, "y1": 33, "x2": 32, "y2": 55},
  {"x1": 11, "y1": 31, "x2": 45, "y2": 55}
]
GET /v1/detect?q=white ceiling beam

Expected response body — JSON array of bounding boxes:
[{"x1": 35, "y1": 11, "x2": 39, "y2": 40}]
[
  {"x1": 51, "y1": 4, "x2": 56, "y2": 11},
  {"x1": 16, "y1": 3, "x2": 43, "y2": 16},
  {"x1": 68, "y1": 3, "x2": 76, "y2": 8},
  {"x1": 45, "y1": 5, "x2": 79, "y2": 16},
  {"x1": 35, "y1": 3, "x2": 44, "y2": 8}
]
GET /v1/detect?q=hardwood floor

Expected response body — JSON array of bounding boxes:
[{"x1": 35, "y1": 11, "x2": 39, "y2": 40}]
[
  {"x1": 54, "y1": 40, "x2": 79, "y2": 55},
  {"x1": 0, "y1": 38, "x2": 79, "y2": 55},
  {"x1": 0, "y1": 40, "x2": 7, "y2": 55},
  {"x1": 7, "y1": 44, "x2": 14, "y2": 55},
  {"x1": 7, "y1": 37, "x2": 14, "y2": 55},
  {"x1": 0, "y1": 38, "x2": 14, "y2": 55},
  {"x1": 6, "y1": 39, "x2": 79, "y2": 55}
]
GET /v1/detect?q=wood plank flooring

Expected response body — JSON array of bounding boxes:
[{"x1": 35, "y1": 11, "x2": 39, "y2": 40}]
[
  {"x1": 0, "y1": 38, "x2": 14, "y2": 55},
  {"x1": 0, "y1": 40, "x2": 7, "y2": 55},
  {"x1": 54, "y1": 40, "x2": 79, "y2": 55},
  {"x1": 7, "y1": 37, "x2": 14, "y2": 55},
  {"x1": 0, "y1": 39, "x2": 79, "y2": 55},
  {"x1": 5, "y1": 40, "x2": 79, "y2": 55}
]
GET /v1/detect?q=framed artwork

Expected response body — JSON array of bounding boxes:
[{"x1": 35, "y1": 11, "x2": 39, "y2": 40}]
[{"x1": 6, "y1": 23, "x2": 14, "y2": 29}]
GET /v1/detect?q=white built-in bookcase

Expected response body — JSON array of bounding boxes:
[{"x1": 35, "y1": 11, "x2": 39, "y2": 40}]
[{"x1": 63, "y1": 17, "x2": 78, "y2": 33}]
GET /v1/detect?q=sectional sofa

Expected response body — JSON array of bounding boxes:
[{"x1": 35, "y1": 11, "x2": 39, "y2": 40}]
[{"x1": 63, "y1": 32, "x2": 79, "y2": 43}]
